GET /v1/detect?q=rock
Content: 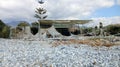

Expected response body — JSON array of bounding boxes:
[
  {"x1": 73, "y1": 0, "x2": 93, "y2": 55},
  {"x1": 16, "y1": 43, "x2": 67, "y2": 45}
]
[{"x1": 0, "y1": 39, "x2": 119, "y2": 67}]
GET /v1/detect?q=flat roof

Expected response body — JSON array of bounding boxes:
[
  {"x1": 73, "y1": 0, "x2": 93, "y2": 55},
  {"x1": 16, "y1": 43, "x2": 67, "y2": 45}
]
[{"x1": 39, "y1": 20, "x2": 92, "y2": 24}]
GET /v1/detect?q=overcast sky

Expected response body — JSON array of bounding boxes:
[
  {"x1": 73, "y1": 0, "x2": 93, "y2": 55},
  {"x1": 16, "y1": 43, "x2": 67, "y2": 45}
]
[{"x1": 0, "y1": 0, "x2": 120, "y2": 26}]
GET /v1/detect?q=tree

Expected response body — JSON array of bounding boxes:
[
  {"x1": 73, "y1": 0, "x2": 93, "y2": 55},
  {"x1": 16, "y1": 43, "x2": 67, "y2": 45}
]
[
  {"x1": 34, "y1": 6, "x2": 48, "y2": 38},
  {"x1": 17, "y1": 21, "x2": 30, "y2": 27},
  {"x1": 31, "y1": 22, "x2": 39, "y2": 35},
  {"x1": 99, "y1": 22, "x2": 103, "y2": 29},
  {"x1": 0, "y1": 20, "x2": 6, "y2": 32},
  {"x1": 99, "y1": 22, "x2": 104, "y2": 36},
  {"x1": 0, "y1": 20, "x2": 10, "y2": 38},
  {"x1": 2, "y1": 26, "x2": 10, "y2": 38},
  {"x1": 94, "y1": 26, "x2": 98, "y2": 36},
  {"x1": 34, "y1": 8, "x2": 47, "y2": 20},
  {"x1": 17, "y1": 21, "x2": 30, "y2": 33},
  {"x1": 95, "y1": 26, "x2": 98, "y2": 30},
  {"x1": 34, "y1": 7, "x2": 47, "y2": 26},
  {"x1": 105, "y1": 24, "x2": 120, "y2": 35},
  {"x1": 83, "y1": 27, "x2": 93, "y2": 34},
  {"x1": 31, "y1": 22, "x2": 39, "y2": 27}
]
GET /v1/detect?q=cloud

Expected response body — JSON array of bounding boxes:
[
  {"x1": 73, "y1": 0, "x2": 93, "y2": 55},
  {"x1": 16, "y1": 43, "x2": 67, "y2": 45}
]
[
  {"x1": 0, "y1": 0, "x2": 116, "y2": 23},
  {"x1": 45, "y1": 0, "x2": 115, "y2": 19},
  {"x1": 0, "y1": 0, "x2": 39, "y2": 22},
  {"x1": 85, "y1": 16, "x2": 120, "y2": 27},
  {"x1": 117, "y1": 0, "x2": 120, "y2": 5}
]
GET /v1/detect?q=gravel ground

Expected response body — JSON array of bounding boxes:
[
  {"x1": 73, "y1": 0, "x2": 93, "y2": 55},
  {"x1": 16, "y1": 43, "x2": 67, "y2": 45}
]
[{"x1": 0, "y1": 39, "x2": 120, "y2": 67}]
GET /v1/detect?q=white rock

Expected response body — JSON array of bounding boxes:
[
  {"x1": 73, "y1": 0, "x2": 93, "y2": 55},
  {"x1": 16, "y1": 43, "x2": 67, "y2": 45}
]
[{"x1": 0, "y1": 39, "x2": 120, "y2": 67}]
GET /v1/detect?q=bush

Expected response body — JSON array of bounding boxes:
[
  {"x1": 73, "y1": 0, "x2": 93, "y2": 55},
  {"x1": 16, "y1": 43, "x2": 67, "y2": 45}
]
[
  {"x1": 105, "y1": 24, "x2": 120, "y2": 35},
  {"x1": 0, "y1": 20, "x2": 10, "y2": 38},
  {"x1": 114, "y1": 33, "x2": 120, "y2": 36}
]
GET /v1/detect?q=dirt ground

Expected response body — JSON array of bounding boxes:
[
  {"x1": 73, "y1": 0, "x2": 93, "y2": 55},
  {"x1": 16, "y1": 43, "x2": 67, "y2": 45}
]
[{"x1": 51, "y1": 37, "x2": 120, "y2": 47}]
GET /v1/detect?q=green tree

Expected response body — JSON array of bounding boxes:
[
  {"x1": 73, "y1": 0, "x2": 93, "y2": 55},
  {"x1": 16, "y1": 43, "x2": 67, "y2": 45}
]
[
  {"x1": 34, "y1": 7, "x2": 47, "y2": 26},
  {"x1": 34, "y1": 8, "x2": 47, "y2": 20},
  {"x1": 2, "y1": 26, "x2": 10, "y2": 38},
  {"x1": 105, "y1": 24, "x2": 120, "y2": 35},
  {"x1": 34, "y1": 6, "x2": 48, "y2": 38},
  {"x1": 0, "y1": 20, "x2": 10, "y2": 38},
  {"x1": 17, "y1": 21, "x2": 30, "y2": 33},
  {"x1": 31, "y1": 22, "x2": 39, "y2": 27},
  {"x1": 17, "y1": 21, "x2": 30, "y2": 27},
  {"x1": 99, "y1": 22, "x2": 104, "y2": 36},
  {"x1": 94, "y1": 26, "x2": 99, "y2": 35},
  {"x1": 95, "y1": 26, "x2": 98, "y2": 30},
  {"x1": 0, "y1": 20, "x2": 6, "y2": 32},
  {"x1": 83, "y1": 27, "x2": 93, "y2": 34},
  {"x1": 99, "y1": 22, "x2": 103, "y2": 29}
]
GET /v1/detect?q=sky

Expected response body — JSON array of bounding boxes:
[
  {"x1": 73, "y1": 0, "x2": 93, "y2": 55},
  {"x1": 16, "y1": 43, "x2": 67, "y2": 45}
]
[{"x1": 0, "y1": 0, "x2": 120, "y2": 26}]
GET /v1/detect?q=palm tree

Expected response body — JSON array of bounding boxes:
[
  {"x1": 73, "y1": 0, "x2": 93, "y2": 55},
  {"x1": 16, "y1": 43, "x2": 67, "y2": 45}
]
[{"x1": 17, "y1": 21, "x2": 30, "y2": 33}]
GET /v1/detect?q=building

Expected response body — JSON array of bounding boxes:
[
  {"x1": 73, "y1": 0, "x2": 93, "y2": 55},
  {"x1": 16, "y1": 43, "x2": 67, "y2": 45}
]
[{"x1": 10, "y1": 20, "x2": 92, "y2": 39}]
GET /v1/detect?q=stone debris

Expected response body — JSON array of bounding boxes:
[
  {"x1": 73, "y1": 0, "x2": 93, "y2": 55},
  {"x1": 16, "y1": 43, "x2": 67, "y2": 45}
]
[
  {"x1": 0, "y1": 39, "x2": 120, "y2": 67},
  {"x1": 51, "y1": 38, "x2": 120, "y2": 47}
]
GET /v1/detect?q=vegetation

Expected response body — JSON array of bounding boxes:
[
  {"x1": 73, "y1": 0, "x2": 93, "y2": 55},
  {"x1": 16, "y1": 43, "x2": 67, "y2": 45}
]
[
  {"x1": 105, "y1": 24, "x2": 120, "y2": 35},
  {"x1": 17, "y1": 21, "x2": 30, "y2": 27},
  {"x1": 34, "y1": 8, "x2": 47, "y2": 20},
  {"x1": 34, "y1": 7, "x2": 47, "y2": 24},
  {"x1": 31, "y1": 22, "x2": 39, "y2": 27},
  {"x1": 0, "y1": 20, "x2": 6, "y2": 31},
  {"x1": 0, "y1": 18, "x2": 120, "y2": 38},
  {"x1": 31, "y1": 22, "x2": 39, "y2": 35},
  {"x1": 34, "y1": 7, "x2": 48, "y2": 28},
  {"x1": 17, "y1": 21, "x2": 30, "y2": 32},
  {"x1": 83, "y1": 27, "x2": 93, "y2": 34},
  {"x1": 0, "y1": 20, "x2": 10, "y2": 38}
]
